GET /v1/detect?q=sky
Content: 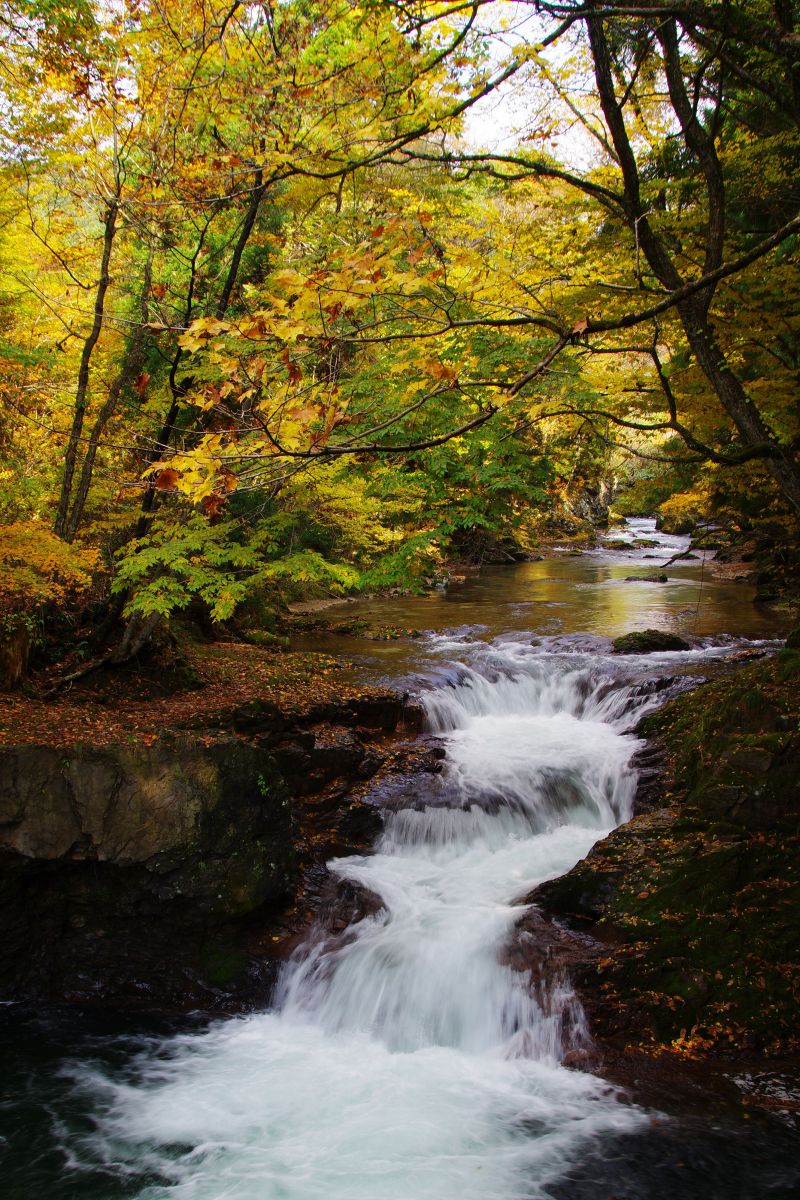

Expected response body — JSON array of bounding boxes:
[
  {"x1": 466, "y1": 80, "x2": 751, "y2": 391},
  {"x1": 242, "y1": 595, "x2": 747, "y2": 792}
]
[{"x1": 457, "y1": 1, "x2": 598, "y2": 167}]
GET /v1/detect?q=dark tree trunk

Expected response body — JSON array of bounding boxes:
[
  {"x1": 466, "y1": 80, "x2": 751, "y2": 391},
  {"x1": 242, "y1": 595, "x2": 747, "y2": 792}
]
[
  {"x1": 64, "y1": 254, "x2": 154, "y2": 543},
  {"x1": 586, "y1": 11, "x2": 800, "y2": 515},
  {"x1": 54, "y1": 196, "x2": 119, "y2": 539}
]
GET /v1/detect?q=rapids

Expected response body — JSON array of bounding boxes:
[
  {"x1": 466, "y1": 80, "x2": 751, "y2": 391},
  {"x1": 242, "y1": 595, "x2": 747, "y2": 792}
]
[
  {"x1": 2, "y1": 520, "x2": 798, "y2": 1198},
  {"x1": 67, "y1": 641, "x2": 658, "y2": 1200}
]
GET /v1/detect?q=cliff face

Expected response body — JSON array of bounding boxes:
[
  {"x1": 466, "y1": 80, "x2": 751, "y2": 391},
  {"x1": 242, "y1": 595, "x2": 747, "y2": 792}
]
[
  {"x1": 0, "y1": 691, "x2": 407, "y2": 1011},
  {"x1": 527, "y1": 645, "x2": 800, "y2": 1058},
  {"x1": 0, "y1": 738, "x2": 293, "y2": 904},
  {"x1": 0, "y1": 737, "x2": 293, "y2": 1008}
]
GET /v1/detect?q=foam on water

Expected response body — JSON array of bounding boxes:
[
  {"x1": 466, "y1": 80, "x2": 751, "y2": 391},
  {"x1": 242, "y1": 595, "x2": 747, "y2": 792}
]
[
  {"x1": 72, "y1": 1019, "x2": 641, "y2": 1200},
  {"x1": 66, "y1": 638, "x2": 665, "y2": 1198}
]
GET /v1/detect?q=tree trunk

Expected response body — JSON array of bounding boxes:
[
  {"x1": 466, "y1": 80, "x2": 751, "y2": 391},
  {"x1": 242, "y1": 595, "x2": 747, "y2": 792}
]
[
  {"x1": 586, "y1": 11, "x2": 800, "y2": 515},
  {"x1": 53, "y1": 196, "x2": 119, "y2": 539},
  {"x1": 64, "y1": 253, "x2": 154, "y2": 543},
  {"x1": 109, "y1": 175, "x2": 269, "y2": 665},
  {"x1": 109, "y1": 611, "x2": 163, "y2": 664}
]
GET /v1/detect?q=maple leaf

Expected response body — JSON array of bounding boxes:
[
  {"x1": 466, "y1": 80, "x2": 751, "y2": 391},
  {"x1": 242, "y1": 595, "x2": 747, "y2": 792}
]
[
  {"x1": 201, "y1": 492, "x2": 226, "y2": 516},
  {"x1": 422, "y1": 358, "x2": 458, "y2": 384},
  {"x1": 154, "y1": 468, "x2": 180, "y2": 490}
]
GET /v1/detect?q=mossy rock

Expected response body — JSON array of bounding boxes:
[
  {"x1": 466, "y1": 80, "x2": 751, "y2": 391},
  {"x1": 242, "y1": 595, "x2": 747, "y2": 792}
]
[
  {"x1": 534, "y1": 653, "x2": 800, "y2": 1056},
  {"x1": 612, "y1": 629, "x2": 691, "y2": 654},
  {"x1": 200, "y1": 942, "x2": 249, "y2": 988},
  {"x1": 241, "y1": 628, "x2": 290, "y2": 650}
]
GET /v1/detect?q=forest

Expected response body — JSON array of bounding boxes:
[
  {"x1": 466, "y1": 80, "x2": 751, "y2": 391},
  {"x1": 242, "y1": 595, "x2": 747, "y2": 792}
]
[
  {"x1": 0, "y1": 0, "x2": 797, "y2": 683},
  {"x1": 1, "y1": 4, "x2": 800, "y2": 1198}
]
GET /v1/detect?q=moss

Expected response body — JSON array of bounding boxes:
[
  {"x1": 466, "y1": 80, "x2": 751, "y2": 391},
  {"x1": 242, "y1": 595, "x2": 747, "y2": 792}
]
[
  {"x1": 601, "y1": 836, "x2": 800, "y2": 1051},
  {"x1": 241, "y1": 628, "x2": 291, "y2": 650},
  {"x1": 545, "y1": 653, "x2": 800, "y2": 1056},
  {"x1": 612, "y1": 629, "x2": 691, "y2": 654},
  {"x1": 200, "y1": 943, "x2": 249, "y2": 988},
  {"x1": 777, "y1": 648, "x2": 800, "y2": 680}
]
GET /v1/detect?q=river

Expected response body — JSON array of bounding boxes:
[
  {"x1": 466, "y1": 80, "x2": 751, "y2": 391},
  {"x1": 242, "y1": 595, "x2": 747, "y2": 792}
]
[{"x1": 1, "y1": 520, "x2": 798, "y2": 1198}]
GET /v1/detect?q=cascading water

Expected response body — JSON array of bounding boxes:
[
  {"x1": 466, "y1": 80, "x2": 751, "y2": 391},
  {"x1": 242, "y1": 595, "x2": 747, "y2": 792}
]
[
  {"x1": 65, "y1": 640, "x2": 665, "y2": 1200},
  {"x1": 4, "y1": 519, "x2": 796, "y2": 1200}
]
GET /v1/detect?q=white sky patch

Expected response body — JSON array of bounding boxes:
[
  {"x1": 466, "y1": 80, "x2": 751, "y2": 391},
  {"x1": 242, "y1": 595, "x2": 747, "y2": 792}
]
[{"x1": 456, "y1": 0, "x2": 600, "y2": 168}]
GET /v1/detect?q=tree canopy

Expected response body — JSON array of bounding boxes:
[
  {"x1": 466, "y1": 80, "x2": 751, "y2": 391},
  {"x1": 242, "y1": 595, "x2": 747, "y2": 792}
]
[{"x1": 0, "y1": 0, "x2": 797, "y2": 676}]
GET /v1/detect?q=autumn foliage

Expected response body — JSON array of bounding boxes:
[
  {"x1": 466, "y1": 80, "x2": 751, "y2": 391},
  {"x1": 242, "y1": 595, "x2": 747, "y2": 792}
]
[{"x1": 0, "y1": 0, "x2": 797, "y2": 677}]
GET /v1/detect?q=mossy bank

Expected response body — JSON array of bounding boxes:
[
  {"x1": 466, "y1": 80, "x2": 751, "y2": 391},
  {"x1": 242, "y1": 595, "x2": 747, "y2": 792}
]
[{"x1": 528, "y1": 643, "x2": 800, "y2": 1059}]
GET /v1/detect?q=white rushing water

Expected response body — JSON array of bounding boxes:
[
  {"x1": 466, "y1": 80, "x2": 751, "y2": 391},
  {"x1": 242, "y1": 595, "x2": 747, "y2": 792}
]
[{"x1": 69, "y1": 641, "x2": 664, "y2": 1199}]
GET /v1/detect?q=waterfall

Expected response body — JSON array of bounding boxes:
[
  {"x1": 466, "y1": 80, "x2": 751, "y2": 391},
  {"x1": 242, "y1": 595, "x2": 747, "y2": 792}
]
[{"x1": 66, "y1": 640, "x2": 654, "y2": 1199}]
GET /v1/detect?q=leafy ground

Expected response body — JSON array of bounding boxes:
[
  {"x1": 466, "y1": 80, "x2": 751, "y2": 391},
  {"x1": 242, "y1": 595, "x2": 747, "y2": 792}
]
[{"x1": 0, "y1": 642, "x2": 380, "y2": 748}]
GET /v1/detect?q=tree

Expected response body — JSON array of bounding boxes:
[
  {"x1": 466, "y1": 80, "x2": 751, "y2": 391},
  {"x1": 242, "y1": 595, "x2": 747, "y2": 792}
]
[
  {"x1": 2, "y1": 0, "x2": 798, "y2": 684},
  {"x1": 389, "y1": 0, "x2": 800, "y2": 517}
]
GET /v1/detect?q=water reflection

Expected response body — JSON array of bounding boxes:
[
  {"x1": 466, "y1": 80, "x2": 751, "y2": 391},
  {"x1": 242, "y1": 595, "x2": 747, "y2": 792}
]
[{"x1": 294, "y1": 521, "x2": 788, "y2": 678}]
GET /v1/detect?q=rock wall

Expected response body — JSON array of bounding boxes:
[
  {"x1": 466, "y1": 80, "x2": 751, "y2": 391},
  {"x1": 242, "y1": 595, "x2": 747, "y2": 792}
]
[
  {"x1": 0, "y1": 692, "x2": 407, "y2": 1011},
  {"x1": 0, "y1": 737, "x2": 293, "y2": 1008},
  {"x1": 0, "y1": 738, "x2": 292, "y2": 903}
]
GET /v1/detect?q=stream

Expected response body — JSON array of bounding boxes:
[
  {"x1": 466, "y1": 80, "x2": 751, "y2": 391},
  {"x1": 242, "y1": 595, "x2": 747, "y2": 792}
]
[{"x1": 2, "y1": 520, "x2": 799, "y2": 1198}]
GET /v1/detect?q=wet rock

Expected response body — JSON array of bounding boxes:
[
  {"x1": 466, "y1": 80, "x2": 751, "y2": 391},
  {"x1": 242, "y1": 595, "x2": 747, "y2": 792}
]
[
  {"x1": 318, "y1": 877, "x2": 384, "y2": 932},
  {"x1": 612, "y1": 629, "x2": 691, "y2": 654},
  {"x1": 401, "y1": 702, "x2": 426, "y2": 732},
  {"x1": 656, "y1": 512, "x2": 696, "y2": 535},
  {"x1": 0, "y1": 682, "x2": 410, "y2": 1012},
  {"x1": 0, "y1": 737, "x2": 291, "y2": 902},
  {"x1": 345, "y1": 695, "x2": 405, "y2": 730},
  {"x1": 626, "y1": 739, "x2": 669, "y2": 812},
  {"x1": 271, "y1": 729, "x2": 386, "y2": 796},
  {"x1": 624, "y1": 574, "x2": 669, "y2": 583},
  {"x1": 0, "y1": 737, "x2": 293, "y2": 1007},
  {"x1": 526, "y1": 653, "x2": 800, "y2": 1058},
  {"x1": 560, "y1": 1048, "x2": 594, "y2": 1069},
  {"x1": 230, "y1": 698, "x2": 288, "y2": 735}
]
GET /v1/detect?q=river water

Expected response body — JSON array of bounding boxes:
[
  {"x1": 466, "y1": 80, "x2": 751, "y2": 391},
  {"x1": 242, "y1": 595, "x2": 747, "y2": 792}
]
[{"x1": 2, "y1": 520, "x2": 799, "y2": 1198}]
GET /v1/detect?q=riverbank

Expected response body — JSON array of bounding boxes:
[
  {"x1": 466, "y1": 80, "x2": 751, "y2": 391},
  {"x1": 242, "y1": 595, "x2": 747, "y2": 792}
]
[
  {"x1": 0, "y1": 640, "x2": 400, "y2": 746},
  {"x1": 528, "y1": 639, "x2": 800, "y2": 1063},
  {"x1": 0, "y1": 645, "x2": 421, "y2": 1010}
]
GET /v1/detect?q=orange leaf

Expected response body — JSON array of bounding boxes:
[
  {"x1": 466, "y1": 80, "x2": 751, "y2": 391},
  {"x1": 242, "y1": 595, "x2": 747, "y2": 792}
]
[
  {"x1": 154, "y1": 468, "x2": 180, "y2": 490},
  {"x1": 201, "y1": 492, "x2": 225, "y2": 516},
  {"x1": 422, "y1": 358, "x2": 458, "y2": 383}
]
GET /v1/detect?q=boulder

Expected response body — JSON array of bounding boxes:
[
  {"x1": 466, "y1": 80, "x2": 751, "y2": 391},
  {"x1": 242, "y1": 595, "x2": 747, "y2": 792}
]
[
  {"x1": 0, "y1": 736, "x2": 294, "y2": 1007},
  {"x1": 612, "y1": 629, "x2": 691, "y2": 654}
]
